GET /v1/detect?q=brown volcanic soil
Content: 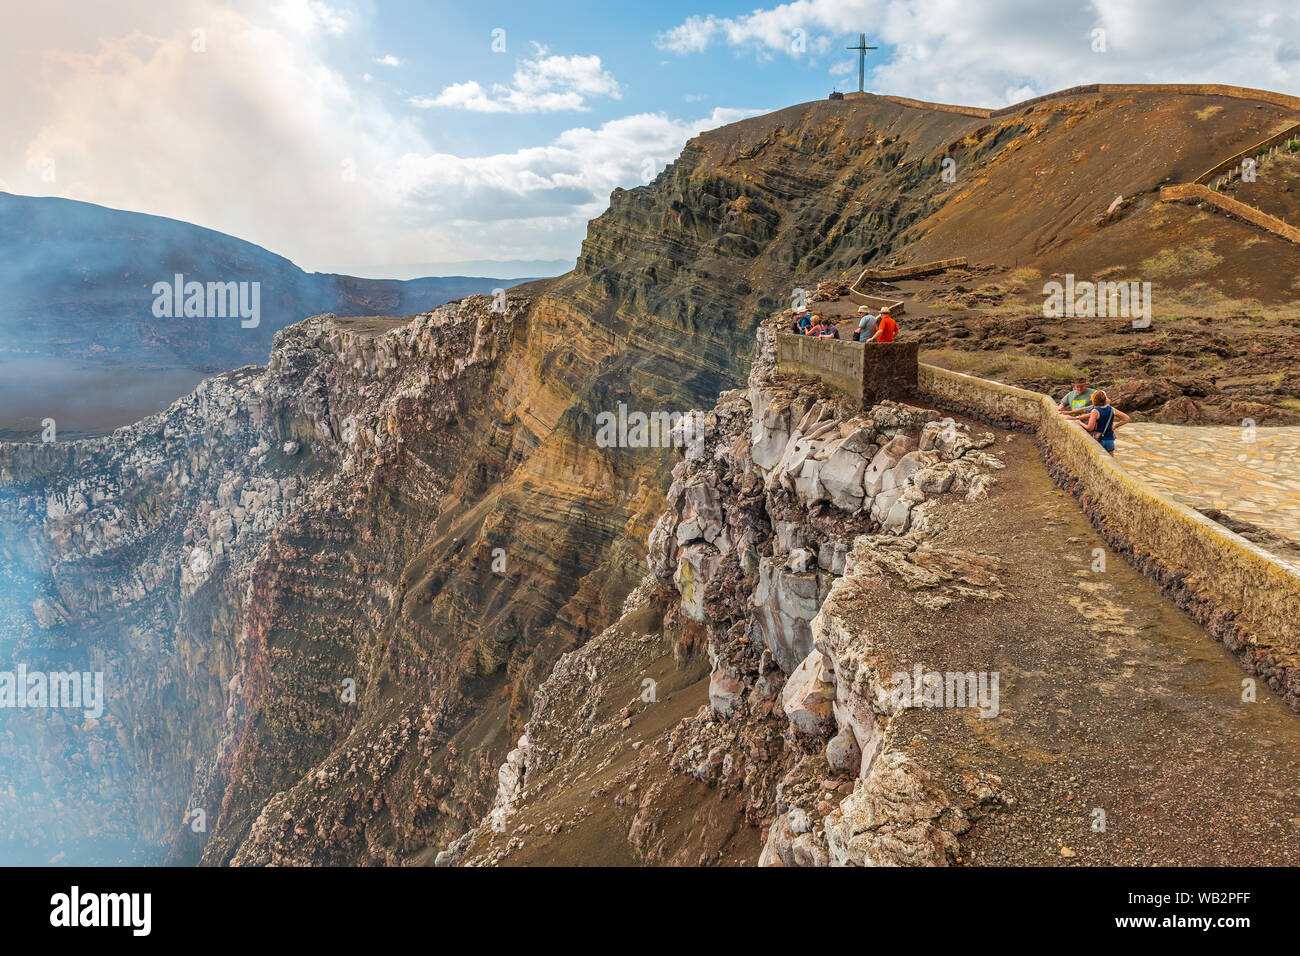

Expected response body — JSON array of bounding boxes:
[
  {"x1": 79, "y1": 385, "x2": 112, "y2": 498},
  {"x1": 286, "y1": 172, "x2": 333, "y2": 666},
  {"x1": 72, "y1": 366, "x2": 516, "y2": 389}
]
[
  {"x1": 817, "y1": 251, "x2": 1300, "y2": 425},
  {"x1": 460, "y1": 595, "x2": 763, "y2": 866},
  {"x1": 795, "y1": 89, "x2": 1300, "y2": 424},
  {"x1": 1224, "y1": 145, "x2": 1300, "y2": 224}
]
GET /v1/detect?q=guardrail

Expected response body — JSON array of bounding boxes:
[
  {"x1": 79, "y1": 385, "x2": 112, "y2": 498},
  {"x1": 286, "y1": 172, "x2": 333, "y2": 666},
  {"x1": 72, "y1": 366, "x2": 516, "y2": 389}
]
[
  {"x1": 1160, "y1": 183, "x2": 1300, "y2": 245},
  {"x1": 917, "y1": 363, "x2": 1300, "y2": 710},
  {"x1": 854, "y1": 257, "x2": 969, "y2": 283},
  {"x1": 1193, "y1": 122, "x2": 1300, "y2": 188},
  {"x1": 776, "y1": 334, "x2": 918, "y2": 407},
  {"x1": 842, "y1": 83, "x2": 1300, "y2": 122}
]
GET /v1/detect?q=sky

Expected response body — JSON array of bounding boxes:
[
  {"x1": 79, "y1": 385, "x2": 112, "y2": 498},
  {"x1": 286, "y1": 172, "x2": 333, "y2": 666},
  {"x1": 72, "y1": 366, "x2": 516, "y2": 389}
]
[{"x1": 3, "y1": 0, "x2": 1300, "y2": 277}]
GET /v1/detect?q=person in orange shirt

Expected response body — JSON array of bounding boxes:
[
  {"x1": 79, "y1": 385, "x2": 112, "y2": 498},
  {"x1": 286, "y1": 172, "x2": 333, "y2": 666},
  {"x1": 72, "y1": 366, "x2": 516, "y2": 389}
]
[{"x1": 867, "y1": 309, "x2": 897, "y2": 343}]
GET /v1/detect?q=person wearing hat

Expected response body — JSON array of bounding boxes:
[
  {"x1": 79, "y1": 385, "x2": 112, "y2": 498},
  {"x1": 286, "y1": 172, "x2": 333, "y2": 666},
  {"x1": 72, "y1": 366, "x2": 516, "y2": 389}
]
[
  {"x1": 866, "y1": 307, "x2": 897, "y2": 343},
  {"x1": 853, "y1": 305, "x2": 878, "y2": 342}
]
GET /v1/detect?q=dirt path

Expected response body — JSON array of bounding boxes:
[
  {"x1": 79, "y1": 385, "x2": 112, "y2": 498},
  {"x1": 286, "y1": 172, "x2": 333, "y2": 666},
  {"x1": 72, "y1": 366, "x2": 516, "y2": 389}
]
[
  {"x1": 461, "y1": 414, "x2": 1300, "y2": 867},
  {"x1": 900, "y1": 425, "x2": 1300, "y2": 864}
]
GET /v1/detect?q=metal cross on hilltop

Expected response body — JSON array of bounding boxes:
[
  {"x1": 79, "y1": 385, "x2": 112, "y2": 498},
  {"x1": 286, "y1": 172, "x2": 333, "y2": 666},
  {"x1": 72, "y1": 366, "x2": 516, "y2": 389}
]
[{"x1": 847, "y1": 33, "x2": 877, "y2": 93}]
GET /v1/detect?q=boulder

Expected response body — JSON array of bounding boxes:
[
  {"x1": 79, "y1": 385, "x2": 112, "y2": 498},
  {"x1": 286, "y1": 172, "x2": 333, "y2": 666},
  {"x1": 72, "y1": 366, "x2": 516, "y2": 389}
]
[
  {"x1": 781, "y1": 650, "x2": 836, "y2": 735},
  {"x1": 676, "y1": 475, "x2": 728, "y2": 549},
  {"x1": 788, "y1": 548, "x2": 816, "y2": 573},
  {"x1": 863, "y1": 434, "x2": 918, "y2": 497},
  {"x1": 870, "y1": 485, "x2": 904, "y2": 523},
  {"x1": 913, "y1": 463, "x2": 956, "y2": 496},
  {"x1": 645, "y1": 510, "x2": 678, "y2": 580},
  {"x1": 709, "y1": 665, "x2": 746, "y2": 718},
  {"x1": 817, "y1": 426, "x2": 874, "y2": 511},
  {"x1": 752, "y1": 557, "x2": 824, "y2": 672},
  {"x1": 674, "y1": 542, "x2": 724, "y2": 622},
  {"x1": 882, "y1": 495, "x2": 914, "y2": 534},
  {"x1": 826, "y1": 724, "x2": 862, "y2": 775},
  {"x1": 1109, "y1": 377, "x2": 1178, "y2": 412},
  {"x1": 774, "y1": 437, "x2": 816, "y2": 491},
  {"x1": 817, "y1": 539, "x2": 850, "y2": 575},
  {"x1": 794, "y1": 455, "x2": 827, "y2": 505},
  {"x1": 881, "y1": 449, "x2": 931, "y2": 494},
  {"x1": 750, "y1": 392, "x2": 792, "y2": 471}
]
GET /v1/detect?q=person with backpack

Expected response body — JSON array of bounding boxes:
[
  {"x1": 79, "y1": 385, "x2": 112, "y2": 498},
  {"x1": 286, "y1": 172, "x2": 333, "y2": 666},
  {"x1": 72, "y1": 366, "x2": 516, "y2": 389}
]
[
  {"x1": 791, "y1": 310, "x2": 813, "y2": 335},
  {"x1": 1074, "y1": 389, "x2": 1130, "y2": 455},
  {"x1": 853, "y1": 306, "x2": 877, "y2": 342}
]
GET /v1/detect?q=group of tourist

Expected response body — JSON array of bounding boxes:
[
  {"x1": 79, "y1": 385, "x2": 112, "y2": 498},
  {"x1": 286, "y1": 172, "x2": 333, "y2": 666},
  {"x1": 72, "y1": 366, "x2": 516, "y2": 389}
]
[
  {"x1": 788, "y1": 304, "x2": 1129, "y2": 458},
  {"x1": 790, "y1": 305, "x2": 898, "y2": 343},
  {"x1": 790, "y1": 311, "x2": 840, "y2": 337},
  {"x1": 1056, "y1": 377, "x2": 1131, "y2": 456}
]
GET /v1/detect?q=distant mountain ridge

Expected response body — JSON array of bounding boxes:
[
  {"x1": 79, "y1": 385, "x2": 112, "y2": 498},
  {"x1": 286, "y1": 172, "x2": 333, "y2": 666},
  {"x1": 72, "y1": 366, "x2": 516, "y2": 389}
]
[{"x1": 0, "y1": 192, "x2": 551, "y2": 436}]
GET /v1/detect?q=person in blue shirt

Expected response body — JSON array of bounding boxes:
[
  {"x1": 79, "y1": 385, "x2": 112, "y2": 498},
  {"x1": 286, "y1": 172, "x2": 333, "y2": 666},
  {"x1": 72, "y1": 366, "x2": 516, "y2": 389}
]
[
  {"x1": 1073, "y1": 389, "x2": 1130, "y2": 455},
  {"x1": 790, "y1": 311, "x2": 813, "y2": 334},
  {"x1": 853, "y1": 306, "x2": 878, "y2": 341}
]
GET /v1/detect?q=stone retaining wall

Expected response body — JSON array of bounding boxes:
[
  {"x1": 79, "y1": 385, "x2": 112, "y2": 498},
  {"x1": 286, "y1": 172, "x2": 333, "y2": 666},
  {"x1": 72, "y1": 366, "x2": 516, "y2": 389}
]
[
  {"x1": 918, "y1": 363, "x2": 1300, "y2": 710},
  {"x1": 1193, "y1": 122, "x2": 1300, "y2": 187},
  {"x1": 776, "y1": 335, "x2": 918, "y2": 406},
  {"x1": 842, "y1": 82, "x2": 1300, "y2": 124},
  {"x1": 1159, "y1": 183, "x2": 1300, "y2": 244},
  {"x1": 856, "y1": 257, "x2": 968, "y2": 282}
]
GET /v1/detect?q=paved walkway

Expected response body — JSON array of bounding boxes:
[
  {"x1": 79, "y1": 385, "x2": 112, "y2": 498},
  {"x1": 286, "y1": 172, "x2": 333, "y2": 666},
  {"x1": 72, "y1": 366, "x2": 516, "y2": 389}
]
[{"x1": 1117, "y1": 424, "x2": 1300, "y2": 566}]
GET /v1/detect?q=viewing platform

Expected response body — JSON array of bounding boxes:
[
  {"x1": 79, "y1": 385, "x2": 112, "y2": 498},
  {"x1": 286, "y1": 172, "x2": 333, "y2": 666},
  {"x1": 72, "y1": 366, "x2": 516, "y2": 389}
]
[{"x1": 776, "y1": 333, "x2": 918, "y2": 407}]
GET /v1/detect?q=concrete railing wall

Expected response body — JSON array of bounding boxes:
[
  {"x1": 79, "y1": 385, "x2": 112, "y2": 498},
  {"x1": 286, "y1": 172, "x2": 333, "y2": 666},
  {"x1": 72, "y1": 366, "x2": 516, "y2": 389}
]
[
  {"x1": 1160, "y1": 183, "x2": 1300, "y2": 244},
  {"x1": 847, "y1": 83, "x2": 1300, "y2": 121},
  {"x1": 918, "y1": 363, "x2": 1300, "y2": 709},
  {"x1": 776, "y1": 335, "x2": 919, "y2": 407},
  {"x1": 778, "y1": 333, "x2": 869, "y2": 402},
  {"x1": 1193, "y1": 122, "x2": 1300, "y2": 187},
  {"x1": 854, "y1": 257, "x2": 968, "y2": 284}
]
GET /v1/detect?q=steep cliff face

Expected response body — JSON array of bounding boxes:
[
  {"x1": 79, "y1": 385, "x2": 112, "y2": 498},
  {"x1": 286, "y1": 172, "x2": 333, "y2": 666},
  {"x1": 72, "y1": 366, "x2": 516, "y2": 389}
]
[
  {"x1": 0, "y1": 297, "x2": 535, "y2": 863},
  {"x1": 3, "y1": 96, "x2": 985, "y2": 864},
  {"x1": 5, "y1": 89, "x2": 1296, "y2": 865},
  {"x1": 454, "y1": 315, "x2": 1007, "y2": 865}
]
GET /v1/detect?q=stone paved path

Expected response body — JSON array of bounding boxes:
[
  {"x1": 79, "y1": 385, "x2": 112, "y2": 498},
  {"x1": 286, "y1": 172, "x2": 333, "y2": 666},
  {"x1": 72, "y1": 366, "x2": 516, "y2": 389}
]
[{"x1": 1115, "y1": 423, "x2": 1300, "y2": 565}]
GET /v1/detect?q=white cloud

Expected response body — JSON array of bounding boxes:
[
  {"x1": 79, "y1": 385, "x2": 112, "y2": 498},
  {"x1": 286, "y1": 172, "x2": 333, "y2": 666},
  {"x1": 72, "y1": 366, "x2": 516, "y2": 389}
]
[
  {"x1": 0, "y1": 1, "x2": 762, "y2": 272},
  {"x1": 658, "y1": 0, "x2": 1300, "y2": 105},
  {"x1": 384, "y1": 107, "x2": 765, "y2": 239},
  {"x1": 373, "y1": 54, "x2": 401, "y2": 67},
  {"x1": 410, "y1": 50, "x2": 621, "y2": 113},
  {"x1": 271, "y1": 0, "x2": 349, "y2": 37}
]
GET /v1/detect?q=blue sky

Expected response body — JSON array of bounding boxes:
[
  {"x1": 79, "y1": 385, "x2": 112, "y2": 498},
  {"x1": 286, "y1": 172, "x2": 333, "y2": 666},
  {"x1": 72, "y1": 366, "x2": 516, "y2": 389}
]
[
  {"x1": 344, "y1": 0, "x2": 881, "y2": 153},
  {"x1": 3, "y1": 0, "x2": 1300, "y2": 277}
]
